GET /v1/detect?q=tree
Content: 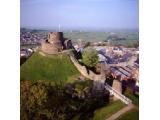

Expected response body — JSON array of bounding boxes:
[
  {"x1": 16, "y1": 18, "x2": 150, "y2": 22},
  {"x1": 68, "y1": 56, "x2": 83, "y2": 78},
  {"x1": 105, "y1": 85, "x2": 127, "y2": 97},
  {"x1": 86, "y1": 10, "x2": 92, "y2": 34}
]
[
  {"x1": 21, "y1": 81, "x2": 49, "y2": 120},
  {"x1": 84, "y1": 42, "x2": 91, "y2": 48},
  {"x1": 82, "y1": 48, "x2": 99, "y2": 68},
  {"x1": 21, "y1": 80, "x2": 110, "y2": 120}
]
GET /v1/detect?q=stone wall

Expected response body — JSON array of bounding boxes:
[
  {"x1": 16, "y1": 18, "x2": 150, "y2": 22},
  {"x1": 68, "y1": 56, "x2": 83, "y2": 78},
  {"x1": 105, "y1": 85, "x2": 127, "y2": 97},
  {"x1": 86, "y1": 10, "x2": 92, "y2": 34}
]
[
  {"x1": 48, "y1": 32, "x2": 64, "y2": 44},
  {"x1": 41, "y1": 41, "x2": 62, "y2": 54},
  {"x1": 112, "y1": 80, "x2": 122, "y2": 101},
  {"x1": 70, "y1": 55, "x2": 106, "y2": 82}
]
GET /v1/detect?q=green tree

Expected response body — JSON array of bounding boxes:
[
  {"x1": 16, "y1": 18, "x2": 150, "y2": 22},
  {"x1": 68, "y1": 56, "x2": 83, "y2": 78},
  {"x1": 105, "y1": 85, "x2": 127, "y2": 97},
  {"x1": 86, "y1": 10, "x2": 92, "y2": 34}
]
[
  {"x1": 20, "y1": 81, "x2": 48, "y2": 120},
  {"x1": 84, "y1": 42, "x2": 91, "y2": 48},
  {"x1": 20, "y1": 80, "x2": 109, "y2": 120},
  {"x1": 82, "y1": 48, "x2": 99, "y2": 68}
]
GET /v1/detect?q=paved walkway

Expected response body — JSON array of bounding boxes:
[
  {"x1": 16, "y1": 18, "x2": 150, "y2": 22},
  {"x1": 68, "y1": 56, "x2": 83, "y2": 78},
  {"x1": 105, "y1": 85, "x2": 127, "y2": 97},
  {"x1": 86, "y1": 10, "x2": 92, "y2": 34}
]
[{"x1": 106, "y1": 103, "x2": 134, "y2": 120}]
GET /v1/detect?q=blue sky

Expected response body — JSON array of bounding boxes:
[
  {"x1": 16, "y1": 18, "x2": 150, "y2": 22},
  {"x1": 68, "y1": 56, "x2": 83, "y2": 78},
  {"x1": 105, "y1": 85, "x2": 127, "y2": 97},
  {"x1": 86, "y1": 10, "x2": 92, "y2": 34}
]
[{"x1": 20, "y1": 0, "x2": 139, "y2": 30}]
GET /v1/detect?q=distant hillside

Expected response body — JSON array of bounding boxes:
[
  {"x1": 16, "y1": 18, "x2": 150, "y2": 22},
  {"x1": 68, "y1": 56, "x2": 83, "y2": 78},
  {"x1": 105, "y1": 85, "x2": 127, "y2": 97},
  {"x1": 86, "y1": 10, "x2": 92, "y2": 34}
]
[
  {"x1": 20, "y1": 52, "x2": 80, "y2": 84},
  {"x1": 64, "y1": 31, "x2": 139, "y2": 42}
]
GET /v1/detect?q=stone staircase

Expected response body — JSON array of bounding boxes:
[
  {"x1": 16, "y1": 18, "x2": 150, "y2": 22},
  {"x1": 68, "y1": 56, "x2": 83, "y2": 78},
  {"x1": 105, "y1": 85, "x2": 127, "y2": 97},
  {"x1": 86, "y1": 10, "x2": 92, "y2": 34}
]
[{"x1": 104, "y1": 83, "x2": 132, "y2": 105}]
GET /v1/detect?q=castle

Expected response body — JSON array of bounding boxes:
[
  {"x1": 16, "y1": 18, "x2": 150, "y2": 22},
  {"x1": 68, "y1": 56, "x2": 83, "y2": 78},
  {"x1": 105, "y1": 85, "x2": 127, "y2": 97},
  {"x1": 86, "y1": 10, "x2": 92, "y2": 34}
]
[{"x1": 41, "y1": 32, "x2": 73, "y2": 54}]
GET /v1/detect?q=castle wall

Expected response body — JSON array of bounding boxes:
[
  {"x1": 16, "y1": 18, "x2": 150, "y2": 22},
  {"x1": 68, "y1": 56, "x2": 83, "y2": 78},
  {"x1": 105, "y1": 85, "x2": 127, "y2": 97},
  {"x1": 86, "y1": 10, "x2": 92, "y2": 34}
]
[
  {"x1": 41, "y1": 41, "x2": 62, "y2": 54},
  {"x1": 41, "y1": 32, "x2": 73, "y2": 54},
  {"x1": 70, "y1": 55, "x2": 106, "y2": 82},
  {"x1": 48, "y1": 32, "x2": 64, "y2": 44},
  {"x1": 112, "y1": 80, "x2": 122, "y2": 101}
]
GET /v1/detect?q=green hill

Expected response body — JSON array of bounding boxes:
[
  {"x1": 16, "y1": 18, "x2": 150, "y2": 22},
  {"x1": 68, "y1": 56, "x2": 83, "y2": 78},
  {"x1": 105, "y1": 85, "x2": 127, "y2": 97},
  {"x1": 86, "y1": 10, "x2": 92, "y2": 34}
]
[{"x1": 20, "y1": 52, "x2": 80, "y2": 84}]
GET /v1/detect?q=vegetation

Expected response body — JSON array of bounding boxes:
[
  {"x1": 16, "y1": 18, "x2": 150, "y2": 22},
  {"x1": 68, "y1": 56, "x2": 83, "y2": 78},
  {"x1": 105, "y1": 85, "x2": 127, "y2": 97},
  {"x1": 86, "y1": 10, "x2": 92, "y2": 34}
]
[
  {"x1": 20, "y1": 29, "x2": 139, "y2": 120},
  {"x1": 82, "y1": 48, "x2": 99, "y2": 68},
  {"x1": 21, "y1": 29, "x2": 139, "y2": 47},
  {"x1": 109, "y1": 39, "x2": 138, "y2": 48},
  {"x1": 64, "y1": 31, "x2": 139, "y2": 43},
  {"x1": 116, "y1": 88, "x2": 139, "y2": 120},
  {"x1": 116, "y1": 109, "x2": 139, "y2": 120},
  {"x1": 21, "y1": 80, "x2": 110, "y2": 120},
  {"x1": 124, "y1": 88, "x2": 139, "y2": 106},
  {"x1": 93, "y1": 100, "x2": 125, "y2": 120},
  {"x1": 20, "y1": 52, "x2": 80, "y2": 85}
]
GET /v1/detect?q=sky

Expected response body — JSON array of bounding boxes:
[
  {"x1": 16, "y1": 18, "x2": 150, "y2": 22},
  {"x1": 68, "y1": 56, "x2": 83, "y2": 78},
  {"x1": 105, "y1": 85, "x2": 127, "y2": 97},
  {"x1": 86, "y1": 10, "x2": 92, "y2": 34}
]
[{"x1": 20, "y1": 0, "x2": 139, "y2": 30}]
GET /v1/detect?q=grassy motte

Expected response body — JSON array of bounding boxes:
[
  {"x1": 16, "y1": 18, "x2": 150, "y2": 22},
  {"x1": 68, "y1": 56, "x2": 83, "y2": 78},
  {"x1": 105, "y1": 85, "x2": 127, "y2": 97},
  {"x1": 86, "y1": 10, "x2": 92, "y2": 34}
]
[
  {"x1": 93, "y1": 100, "x2": 125, "y2": 120},
  {"x1": 21, "y1": 52, "x2": 80, "y2": 84}
]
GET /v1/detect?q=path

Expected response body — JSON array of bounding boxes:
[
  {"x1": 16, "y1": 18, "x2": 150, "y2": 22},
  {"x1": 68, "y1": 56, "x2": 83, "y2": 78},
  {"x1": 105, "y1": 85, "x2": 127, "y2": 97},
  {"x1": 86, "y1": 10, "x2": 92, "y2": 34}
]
[{"x1": 106, "y1": 103, "x2": 134, "y2": 120}]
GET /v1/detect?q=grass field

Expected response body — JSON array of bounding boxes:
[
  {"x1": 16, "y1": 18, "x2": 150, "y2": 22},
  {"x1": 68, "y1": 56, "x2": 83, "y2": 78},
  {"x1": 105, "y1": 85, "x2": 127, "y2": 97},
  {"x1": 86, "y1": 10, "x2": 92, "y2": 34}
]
[
  {"x1": 116, "y1": 109, "x2": 139, "y2": 120},
  {"x1": 20, "y1": 52, "x2": 80, "y2": 84},
  {"x1": 93, "y1": 100, "x2": 125, "y2": 120}
]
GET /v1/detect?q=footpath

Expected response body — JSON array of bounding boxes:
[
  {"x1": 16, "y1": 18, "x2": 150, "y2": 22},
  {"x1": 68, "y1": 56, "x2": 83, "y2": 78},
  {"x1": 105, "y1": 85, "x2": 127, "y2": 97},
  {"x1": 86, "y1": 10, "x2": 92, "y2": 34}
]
[{"x1": 106, "y1": 103, "x2": 134, "y2": 120}]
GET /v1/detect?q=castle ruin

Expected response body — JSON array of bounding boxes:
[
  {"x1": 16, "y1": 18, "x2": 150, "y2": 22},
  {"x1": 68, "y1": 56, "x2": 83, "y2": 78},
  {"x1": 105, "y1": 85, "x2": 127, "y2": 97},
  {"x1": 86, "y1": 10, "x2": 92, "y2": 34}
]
[{"x1": 41, "y1": 32, "x2": 73, "y2": 54}]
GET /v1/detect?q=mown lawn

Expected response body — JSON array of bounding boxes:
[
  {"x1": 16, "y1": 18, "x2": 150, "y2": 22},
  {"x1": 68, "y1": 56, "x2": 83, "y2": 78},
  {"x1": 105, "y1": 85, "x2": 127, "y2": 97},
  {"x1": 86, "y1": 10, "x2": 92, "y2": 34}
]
[
  {"x1": 93, "y1": 100, "x2": 125, "y2": 120},
  {"x1": 20, "y1": 52, "x2": 80, "y2": 84},
  {"x1": 116, "y1": 109, "x2": 139, "y2": 120}
]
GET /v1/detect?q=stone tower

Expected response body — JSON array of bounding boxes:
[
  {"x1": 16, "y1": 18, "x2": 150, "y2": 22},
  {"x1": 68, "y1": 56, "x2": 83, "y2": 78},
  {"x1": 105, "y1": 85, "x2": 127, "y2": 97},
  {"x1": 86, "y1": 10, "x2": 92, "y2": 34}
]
[
  {"x1": 48, "y1": 32, "x2": 64, "y2": 45},
  {"x1": 41, "y1": 32, "x2": 64, "y2": 54}
]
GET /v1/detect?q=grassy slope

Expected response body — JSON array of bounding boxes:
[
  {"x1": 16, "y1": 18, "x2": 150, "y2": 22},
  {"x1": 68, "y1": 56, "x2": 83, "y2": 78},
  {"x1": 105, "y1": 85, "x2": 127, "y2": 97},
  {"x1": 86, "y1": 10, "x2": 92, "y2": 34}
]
[
  {"x1": 20, "y1": 52, "x2": 80, "y2": 84},
  {"x1": 116, "y1": 90, "x2": 139, "y2": 120},
  {"x1": 93, "y1": 100, "x2": 125, "y2": 120},
  {"x1": 116, "y1": 109, "x2": 139, "y2": 120},
  {"x1": 124, "y1": 91, "x2": 139, "y2": 106}
]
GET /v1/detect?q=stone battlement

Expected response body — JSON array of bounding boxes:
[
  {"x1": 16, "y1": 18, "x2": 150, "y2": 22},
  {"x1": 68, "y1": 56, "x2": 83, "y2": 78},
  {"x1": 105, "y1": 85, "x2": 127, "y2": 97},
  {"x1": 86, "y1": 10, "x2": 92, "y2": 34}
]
[{"x1": 41, "y1": 32, "x2": 73, "y2": 54}]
